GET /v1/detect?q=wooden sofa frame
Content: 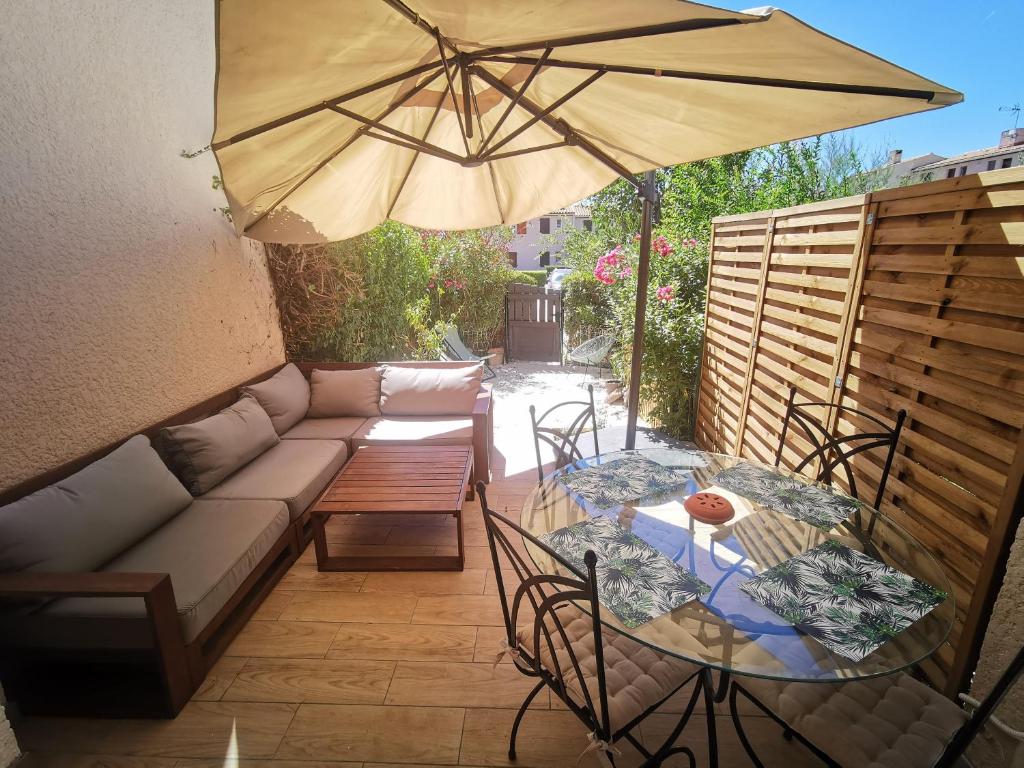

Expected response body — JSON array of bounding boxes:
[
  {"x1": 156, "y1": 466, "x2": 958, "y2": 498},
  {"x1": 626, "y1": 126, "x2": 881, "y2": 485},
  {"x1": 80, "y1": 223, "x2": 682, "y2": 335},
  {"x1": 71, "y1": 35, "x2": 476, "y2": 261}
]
[{"x1": 0, "y1": 359, "x2": 493, "y2": 718}]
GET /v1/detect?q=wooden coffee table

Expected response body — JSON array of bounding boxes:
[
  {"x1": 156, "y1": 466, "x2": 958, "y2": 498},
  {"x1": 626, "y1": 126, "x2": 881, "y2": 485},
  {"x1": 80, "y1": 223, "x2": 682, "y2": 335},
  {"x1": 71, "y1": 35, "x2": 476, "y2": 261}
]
[{"x1": 310, "y1": 444, "x2": 473, "y2": 572}]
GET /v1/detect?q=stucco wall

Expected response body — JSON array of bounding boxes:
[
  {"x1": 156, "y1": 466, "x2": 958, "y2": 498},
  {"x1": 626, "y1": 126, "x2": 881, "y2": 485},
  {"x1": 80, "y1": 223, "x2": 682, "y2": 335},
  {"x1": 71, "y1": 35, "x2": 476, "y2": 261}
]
[
  {"x1": 972, "y1": 520, "x2": 1024, "y2": 729},
  {"x1": 0, "y1": 1, "x2": 285, "y2": 492}
]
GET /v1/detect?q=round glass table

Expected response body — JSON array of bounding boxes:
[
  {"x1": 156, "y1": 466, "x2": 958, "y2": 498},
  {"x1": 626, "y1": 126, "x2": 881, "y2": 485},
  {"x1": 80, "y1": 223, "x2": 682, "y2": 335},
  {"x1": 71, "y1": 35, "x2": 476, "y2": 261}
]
[{"x1": 520, "y1": 448, "x2": 954, "y2": 685}]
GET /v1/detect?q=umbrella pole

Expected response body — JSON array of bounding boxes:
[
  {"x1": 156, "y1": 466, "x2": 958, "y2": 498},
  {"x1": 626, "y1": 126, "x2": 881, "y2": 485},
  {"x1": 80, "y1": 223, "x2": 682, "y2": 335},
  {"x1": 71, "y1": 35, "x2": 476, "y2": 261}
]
[{"x1": 624, "y1": 170, "x2": 656, "y2": 450}]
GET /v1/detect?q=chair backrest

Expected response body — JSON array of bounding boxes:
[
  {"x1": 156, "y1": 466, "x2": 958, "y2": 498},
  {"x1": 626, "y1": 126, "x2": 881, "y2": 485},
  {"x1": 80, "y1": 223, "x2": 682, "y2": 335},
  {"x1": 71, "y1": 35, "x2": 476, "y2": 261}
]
[
  {"x1": 529, "y1": 384, "x2": 600, "y2": 483},
  {"x1": 569, "y1": 334, "x2": 615, "y2": 366},
  {"x1": 775, "y1": 386, "x2": 906, "y2": 510},
  {"x1": 936, "y1": 643, "x2": 1024, "y2": 767},
  {"x1": 477, "y1": 482, "x2": 613, "y2": 741},
  {"x1": 442, "y1": 326, "x2": 476, "y2": 361}
]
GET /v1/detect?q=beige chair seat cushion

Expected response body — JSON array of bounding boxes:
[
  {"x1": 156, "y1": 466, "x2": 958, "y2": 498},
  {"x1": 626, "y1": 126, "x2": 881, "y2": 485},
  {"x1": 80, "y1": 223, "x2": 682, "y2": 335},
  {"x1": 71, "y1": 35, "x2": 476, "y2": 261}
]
[
  {"x1": 740, "y1": 673, "x2": 969, "y2": 768},
  {"x1": 532, "y1": 608, "x2": 701, "y2": 733},
  {"x1": 200, "y1": 439, "x2": 347, "y2": 519},
  {"x1": 281, "y1": 416, "x2": 368, "y2": 444},
  {"x1": 43, "y1": 498, "x2": 289, "y2": 643},
  {"x1": 351, "y1": 416, "x2": 473, "y2": 447}
]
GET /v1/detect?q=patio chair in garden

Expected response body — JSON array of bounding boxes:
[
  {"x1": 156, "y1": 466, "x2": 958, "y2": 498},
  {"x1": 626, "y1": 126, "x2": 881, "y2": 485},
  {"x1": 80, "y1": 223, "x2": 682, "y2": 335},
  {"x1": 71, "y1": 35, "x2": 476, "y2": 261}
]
[
  {"x1": 776, "y1": 386, "x2": 906, "y2": 513},
  {"x1": 441, "y1": 325, "x2": 495, "y2": 381},
  {"x1": 729, "y1": 642, "x2": 1024, "y2": 768},
  {"x1": 567, "y1": 333, "x2": 615, "y2": 379},
  {"x1": 478, "y1": 483, "x2": 708, "y2": 768},
  {"x1": 529, "y1": 384, "x2": 599, "y2": 483}
]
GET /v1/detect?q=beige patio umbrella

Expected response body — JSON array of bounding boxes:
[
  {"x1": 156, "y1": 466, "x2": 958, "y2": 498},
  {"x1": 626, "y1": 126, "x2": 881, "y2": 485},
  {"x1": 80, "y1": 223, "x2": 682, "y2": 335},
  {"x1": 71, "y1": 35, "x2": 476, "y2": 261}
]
[{"x1": 211, "y1": 0, "x2": 961, "y2": 444}]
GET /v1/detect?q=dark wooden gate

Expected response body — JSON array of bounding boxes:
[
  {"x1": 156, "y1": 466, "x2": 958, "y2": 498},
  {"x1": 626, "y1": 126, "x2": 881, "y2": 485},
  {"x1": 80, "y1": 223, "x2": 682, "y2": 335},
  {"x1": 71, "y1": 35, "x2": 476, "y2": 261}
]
[{"x1": 505, "y1": 283, "x2": 562, "y2": 362}]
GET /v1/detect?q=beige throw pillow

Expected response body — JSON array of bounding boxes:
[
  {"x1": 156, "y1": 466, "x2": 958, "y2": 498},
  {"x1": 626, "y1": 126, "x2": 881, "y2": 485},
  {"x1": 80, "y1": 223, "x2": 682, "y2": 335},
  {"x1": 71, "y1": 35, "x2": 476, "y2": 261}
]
[
  {"x1": 161, "y1": 396, "x2": 280, "y2": 495},
  {"x1": 240, "y1": 363, "x2": 310, "y2": 435},
  {"x1": 379, "y1": 365, "x2": 483, "y2": 416},
  {"x1": 308, "y1": 367, "x2": 382, "y2": 418}
]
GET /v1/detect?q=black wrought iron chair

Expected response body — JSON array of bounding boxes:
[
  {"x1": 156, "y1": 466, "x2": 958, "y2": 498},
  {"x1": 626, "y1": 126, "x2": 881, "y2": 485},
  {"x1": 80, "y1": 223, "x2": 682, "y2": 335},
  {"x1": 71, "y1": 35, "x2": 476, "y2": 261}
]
[
  {"x1": 728, "y1": 642, "x2": 1024, "y2": 767},
  {"x1": 776, "y1": 386, "x2": 907, "y2": 511},
  {"x1": 529, "y1": 384, "x2": 600, "y2": 483},
  {"x1": 478, "y1": 482, "x2": 710, "y2": 767}
]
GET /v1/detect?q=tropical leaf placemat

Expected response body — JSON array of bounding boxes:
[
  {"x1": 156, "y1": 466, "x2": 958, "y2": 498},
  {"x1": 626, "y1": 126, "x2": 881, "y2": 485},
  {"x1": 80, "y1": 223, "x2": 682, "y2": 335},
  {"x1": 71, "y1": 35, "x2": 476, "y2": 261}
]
[
  {"x1": 541, "y1": 515, "x2": 711, "y2": 628},
  {"x1": 712, "y1": 463, "x2": 860, "y2": 531},
  {"x1": 558, "y1": 455, "x2": 691, "y2": 508},
  {"x1": 739, "y1": 540, "x2": 948, "y2": 661}
]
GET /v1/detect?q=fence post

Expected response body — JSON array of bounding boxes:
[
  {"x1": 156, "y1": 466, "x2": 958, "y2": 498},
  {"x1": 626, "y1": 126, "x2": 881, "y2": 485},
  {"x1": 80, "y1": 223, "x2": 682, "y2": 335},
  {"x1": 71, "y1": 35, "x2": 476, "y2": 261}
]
[
  {"x1": 824, "y1": 196, "x2": 876, "y2": 432},
  {"x1": 733, "y1": 215, "x2": 776, "y2": 455}
]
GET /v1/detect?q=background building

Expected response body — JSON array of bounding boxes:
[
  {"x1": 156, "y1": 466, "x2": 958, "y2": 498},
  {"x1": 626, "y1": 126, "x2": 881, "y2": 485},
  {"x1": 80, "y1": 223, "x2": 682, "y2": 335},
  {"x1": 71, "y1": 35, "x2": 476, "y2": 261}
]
[
  {"x1": 868, "y1": 128, "x2": 1024, "y2": 188},
  {"x1": 507, "y1": 202, "x2": 591, "y2": 270}
]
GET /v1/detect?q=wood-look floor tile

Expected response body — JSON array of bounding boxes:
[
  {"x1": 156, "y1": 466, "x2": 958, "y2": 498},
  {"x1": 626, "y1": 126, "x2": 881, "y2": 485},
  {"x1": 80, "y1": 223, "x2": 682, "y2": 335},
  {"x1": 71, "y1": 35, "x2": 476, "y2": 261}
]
[
  {"x1": 16, "y1": 702, "x2": 296, "y2": 758},
  {"x1": 328, "y1": 624, "x2": 478, "y2": 662},
  {"x1": 223, "y1": 658, "x2": 394, "y2": 704},
  {"x1": 250, "y1": 589, "x2": 295, "y2": 620},
  {"x1": 276, "y1": 703, "x2": 464, "y2": 764},
  {"x1": 360, "y1": 569, "x2": 486, "y2": 595},
  {"x1": 411, "y1": 595, "x2": 508, "y2": 626},
  {"x1": 225, "y1": 620, "x2": 340, "y2": 658},
  {"x1": 276, "y1": 565, "x2": 367, "y2": 592},
  {"x1": 384, "y1": 661, "x2": 546, "y2": 709},
  {"x1": 386, "y1": 526, "x2": 488, "y2": 548},
  {"x1": 16, "y1": 755, "x2": 177, "y2": 768},
  {"x1": 281, "y1": 592, "x2": 417, "y2": 624},
  {"x1": 435, "y1": 545, "x2": 494, "y2": 570},
  {"x1": 177, "y1": 760, "x2": 360, "y2": 768},
  {"x1": 459, "y1": 707, "x2": 647, "y2": 768},
  {"x1": 191, "y1": 656, "x2": 247, "y2": 701}
]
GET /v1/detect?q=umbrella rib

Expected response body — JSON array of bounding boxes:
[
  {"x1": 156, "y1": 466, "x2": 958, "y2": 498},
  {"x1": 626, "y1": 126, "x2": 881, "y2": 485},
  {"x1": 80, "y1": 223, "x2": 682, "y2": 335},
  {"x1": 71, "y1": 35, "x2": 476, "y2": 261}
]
[
  {"x1": 481, "y1": 71, "x2": 604, "y2": 160},
  {"x1": 242, "y1": 68, "x2": 444, "y2": 235},
  {"x1": 477, "y1": 48, "x2": 551, "y2": 155},
  {"x1": 379, "y1": 0, "x2": 459, "y2": 55},
  {"x1": 386, "y1": 94, "x2": 445, "y2": 219},
  {"x1": 468, "y1": 77, "x2": 506, "y2": 224},
  {"x1": 435, "y1": 31, "x2": 472, "y2": 156},
  {"x1": 472, "y1": 65, "x2": 641, "y2": 192},
  {"x1": 468, "y1": 17, "x2": 751, "y2": 57},
  {"x1": 212, "y1": 60, "x2": 442, "y2": 151},
  {"x1": 475, "y1": 54, "x2": 941, "y2": 102},
  {"x1": 326, "y1": 103, "x2": 461, "y2": 163}
]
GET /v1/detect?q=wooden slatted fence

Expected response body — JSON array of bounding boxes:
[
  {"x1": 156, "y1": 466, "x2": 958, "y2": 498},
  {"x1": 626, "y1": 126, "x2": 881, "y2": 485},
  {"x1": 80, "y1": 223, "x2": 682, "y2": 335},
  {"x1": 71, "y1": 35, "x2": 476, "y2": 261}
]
[{"x1": 695, "y1": 166, "x2": 1024, "y2": 695}]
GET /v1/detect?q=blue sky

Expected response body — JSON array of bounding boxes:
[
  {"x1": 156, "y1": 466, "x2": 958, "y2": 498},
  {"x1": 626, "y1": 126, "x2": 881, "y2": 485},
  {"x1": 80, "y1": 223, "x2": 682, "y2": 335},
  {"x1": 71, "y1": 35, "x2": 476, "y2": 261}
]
[{"x1": 720, "y1": 1, "x2": 1023, "y2": 161}]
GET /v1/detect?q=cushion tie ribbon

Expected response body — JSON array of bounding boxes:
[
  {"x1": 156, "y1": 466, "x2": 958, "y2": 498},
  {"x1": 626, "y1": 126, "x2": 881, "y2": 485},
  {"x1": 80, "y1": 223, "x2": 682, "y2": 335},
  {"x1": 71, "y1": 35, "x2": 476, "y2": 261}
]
[
  {"x1": 578, "y1": 731, "x2": 622, "y2": 766},
  {"x1": 493, "y1": 631, "x2": 526, "y2": 668}
]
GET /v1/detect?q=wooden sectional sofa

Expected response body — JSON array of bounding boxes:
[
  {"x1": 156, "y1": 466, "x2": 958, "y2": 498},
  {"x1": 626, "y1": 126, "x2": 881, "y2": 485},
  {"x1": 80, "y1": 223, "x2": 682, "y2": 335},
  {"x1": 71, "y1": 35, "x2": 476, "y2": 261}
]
[{"x1": 0, "y1": 360, "x2": 493, "y2": 717}]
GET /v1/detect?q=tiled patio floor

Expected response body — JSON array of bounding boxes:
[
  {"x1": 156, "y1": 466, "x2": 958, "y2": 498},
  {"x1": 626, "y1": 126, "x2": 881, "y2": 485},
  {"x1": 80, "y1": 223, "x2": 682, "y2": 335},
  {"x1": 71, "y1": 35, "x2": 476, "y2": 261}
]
[{"x1": 13, "y1": 365, "x2": 821, "y2": 768}]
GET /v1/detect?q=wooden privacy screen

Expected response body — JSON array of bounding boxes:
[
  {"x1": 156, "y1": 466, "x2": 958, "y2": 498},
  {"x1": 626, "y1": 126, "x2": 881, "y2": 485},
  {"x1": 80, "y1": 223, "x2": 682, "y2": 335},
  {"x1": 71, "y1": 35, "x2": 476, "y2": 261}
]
[{"x1": 695, "y1": 167, "x2": 1024, "y2": 695}]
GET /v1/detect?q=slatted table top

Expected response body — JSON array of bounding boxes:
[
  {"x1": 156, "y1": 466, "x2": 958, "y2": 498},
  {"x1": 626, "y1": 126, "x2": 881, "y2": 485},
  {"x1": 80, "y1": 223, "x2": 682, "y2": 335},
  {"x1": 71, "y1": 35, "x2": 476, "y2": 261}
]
[{"x1": 312, "y1": 444, "x2": 473, "y2": 515}]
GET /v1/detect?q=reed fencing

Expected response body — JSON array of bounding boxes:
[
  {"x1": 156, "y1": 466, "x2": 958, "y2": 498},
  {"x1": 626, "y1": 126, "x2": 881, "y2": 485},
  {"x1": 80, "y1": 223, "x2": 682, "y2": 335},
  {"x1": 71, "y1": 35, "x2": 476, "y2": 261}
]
[{"x1": 695, "y1": 166, "x2": 1024, "y2": 694}]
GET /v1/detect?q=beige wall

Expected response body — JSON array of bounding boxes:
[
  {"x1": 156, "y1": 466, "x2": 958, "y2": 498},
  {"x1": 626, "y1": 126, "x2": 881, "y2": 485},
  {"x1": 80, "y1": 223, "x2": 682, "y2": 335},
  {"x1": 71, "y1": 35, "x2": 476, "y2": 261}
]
[
  {"x1": 972, "y1": 521, "x2": 1024, "y2": 729},
  {"x1": 0, "y1": 1, "x2": 285, "y2": 492}
]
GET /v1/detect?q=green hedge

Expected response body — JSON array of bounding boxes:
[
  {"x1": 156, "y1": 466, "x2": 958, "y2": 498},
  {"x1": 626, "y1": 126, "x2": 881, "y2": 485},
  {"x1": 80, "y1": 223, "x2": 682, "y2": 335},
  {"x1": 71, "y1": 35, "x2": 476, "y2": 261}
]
[{"x1": 514, "y1": 270, "x2": 548, "y2": 287}]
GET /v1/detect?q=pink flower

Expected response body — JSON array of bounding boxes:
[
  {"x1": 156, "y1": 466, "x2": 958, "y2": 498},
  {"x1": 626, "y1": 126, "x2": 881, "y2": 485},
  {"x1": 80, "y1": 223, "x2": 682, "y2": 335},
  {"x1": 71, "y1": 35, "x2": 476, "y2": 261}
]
[
  {"x1": 656, "y1": 285, "x2": 675, "y2": 303},
  {"x1": 455, "y1": 281, "x2": 465, "y2": 290},
  {"x1": 633, "y1": 233, "x2": 641, "y2": 242},
  {"x1": 444, "y1": 279, "x2": 454, "y2": 289},
  {"x1": 687, "y1": 238, "x2": 699, "y2": 248},
  {"x1": 427, "y1": 280, "x2": 435, "y2": 289},
  {"x1": 619, "y1": 266, "x2": 633, "y2": 278},
  {"x1": 652, "y1": 235, "x2": 673, "y2": 258}
]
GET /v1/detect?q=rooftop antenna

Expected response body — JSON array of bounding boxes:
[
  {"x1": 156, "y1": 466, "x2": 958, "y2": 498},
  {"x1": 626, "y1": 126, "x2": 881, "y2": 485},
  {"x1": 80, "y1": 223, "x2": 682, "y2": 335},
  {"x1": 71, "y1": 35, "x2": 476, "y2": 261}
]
[{"x1": 999, "y1": 103, "x2": 1022, "y2": 129}]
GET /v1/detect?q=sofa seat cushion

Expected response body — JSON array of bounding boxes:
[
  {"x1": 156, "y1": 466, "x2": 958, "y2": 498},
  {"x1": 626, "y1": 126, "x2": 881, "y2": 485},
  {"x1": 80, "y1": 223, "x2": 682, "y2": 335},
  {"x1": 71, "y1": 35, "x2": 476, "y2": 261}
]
[
  {"x1": 42, "y1": 499, "x2": 290, "y2": 643},
  {"x1": 0, "y1": 435, "x2": 192, "y2": 574},
  {"x1": 200, "y1": 439, "x2": 347, "y2": 519},
  {"x1": 351, "y1": 417, "x2": 473, "y2": 447},
  {"x1": 281, "y1": 417, "x2": 368, "y2": 444},
  {"x1": 739, "y1": 673, "x2": 969, "y2": 768}
]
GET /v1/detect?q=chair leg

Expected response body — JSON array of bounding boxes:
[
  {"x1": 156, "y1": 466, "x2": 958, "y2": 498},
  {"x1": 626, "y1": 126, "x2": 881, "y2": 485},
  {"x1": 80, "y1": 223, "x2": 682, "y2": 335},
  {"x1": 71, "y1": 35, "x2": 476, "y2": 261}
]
[
  {"x1": 729, "y1": 683, "x2": 766, "y2": 768},
  {"x1": 509, "y1": 680, "x2": 545, "y2": 760},
  {"x1": 702, "y1": 669, "x2": 719, "y2": 768}
]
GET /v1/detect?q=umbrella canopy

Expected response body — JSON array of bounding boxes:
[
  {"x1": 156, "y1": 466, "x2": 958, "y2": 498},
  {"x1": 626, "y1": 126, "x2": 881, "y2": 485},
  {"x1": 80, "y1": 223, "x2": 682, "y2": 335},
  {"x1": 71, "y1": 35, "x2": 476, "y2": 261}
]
[{"x1": 212, "y1": 0, "x2": 960, "y2": 244}]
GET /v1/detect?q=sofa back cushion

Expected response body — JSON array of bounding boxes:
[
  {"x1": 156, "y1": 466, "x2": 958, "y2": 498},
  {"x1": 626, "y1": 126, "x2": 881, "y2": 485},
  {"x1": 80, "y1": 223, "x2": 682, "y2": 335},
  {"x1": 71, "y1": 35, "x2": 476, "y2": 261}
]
[
  {"x1": 161, "y1": 396, "x2": 279, "y2": 495},
  {"x1": 380, "y1": 365, "x2": 483, "y2": 416},
  {"x1": 0, "y1": 435, "x2": 192, "y2": 573},
  {"x1": 240, "y1": 363, "x2": 310, "y2": 435},
  {"x1": 308, "y1": 367, "x2": 382, "y2": 418}
]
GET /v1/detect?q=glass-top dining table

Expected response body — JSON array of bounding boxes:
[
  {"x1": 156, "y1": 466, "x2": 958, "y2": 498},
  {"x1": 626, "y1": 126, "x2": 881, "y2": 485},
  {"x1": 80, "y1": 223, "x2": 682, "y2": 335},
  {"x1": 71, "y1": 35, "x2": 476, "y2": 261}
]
[{"x1": 520, "y1": 447, "x2": 954, "y2": 761}]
